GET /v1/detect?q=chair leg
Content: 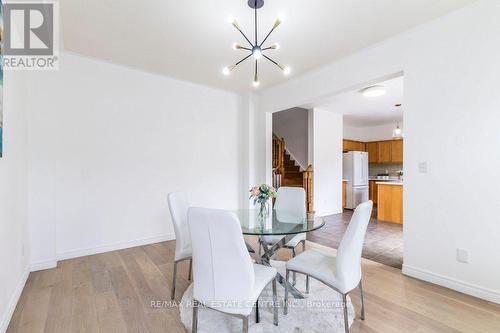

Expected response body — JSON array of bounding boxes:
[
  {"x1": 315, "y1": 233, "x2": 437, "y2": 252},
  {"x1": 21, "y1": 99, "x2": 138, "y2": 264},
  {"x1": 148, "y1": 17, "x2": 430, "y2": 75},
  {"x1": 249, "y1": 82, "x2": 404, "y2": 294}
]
[
  {"x1": 192, "y1": 299, "x2": 198, "y2": 333},
  {"x1": 171, "y1": 261, "x2": 178, "y2": 300},
  {"x1": 242, "y1": 316, "x2": 249, "y2": 333},
  {"x1": 284, "y1": 269, "x2": 290, "y2": 315},
  {"x1": 342, "y1": 293, "x2": 349, "y2": 333},
  {"x1": 359, "y1": 280, "x2": 365, "y2": 320},
  {"x1": 245, "y1": 241, "x2": 255, "y2": 254},
  {"x1": 272, "y1": 278, "x2": 278, "y2": 326},
  {"x1": 300, "y1": 240, "x2": 308, "y2": 292},
  {"x1": 188, "y1": 258, "x2": 193, "y2": 281},
  {"x1": 255, "y1": 298, "x2": 260, "y2": 323},
  {"x1": 291, "y1": 248, "x2": 296, "y2": 285}
]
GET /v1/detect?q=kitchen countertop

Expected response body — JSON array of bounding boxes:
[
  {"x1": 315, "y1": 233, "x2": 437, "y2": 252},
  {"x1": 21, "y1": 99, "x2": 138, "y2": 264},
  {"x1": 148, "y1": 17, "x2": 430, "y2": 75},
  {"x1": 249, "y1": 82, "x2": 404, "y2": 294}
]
[
  {"x1": 369, "y1": 177, "x2": 401, "y2": 181},
  {"x1": 376, "y1": 182, "x2": 403, "y2": 186}
]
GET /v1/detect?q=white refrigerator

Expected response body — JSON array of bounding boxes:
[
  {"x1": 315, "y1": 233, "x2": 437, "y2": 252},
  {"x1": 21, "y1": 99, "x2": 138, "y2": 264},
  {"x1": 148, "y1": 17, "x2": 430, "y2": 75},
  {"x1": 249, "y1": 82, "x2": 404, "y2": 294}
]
[{"x1": 343, "y1": 151, "x2": 369, "y2": 209}]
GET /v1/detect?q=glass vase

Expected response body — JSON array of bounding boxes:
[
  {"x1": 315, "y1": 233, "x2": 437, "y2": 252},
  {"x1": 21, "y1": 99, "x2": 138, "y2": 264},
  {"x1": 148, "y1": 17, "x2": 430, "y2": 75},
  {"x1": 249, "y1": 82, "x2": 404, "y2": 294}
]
[{"x1": 258, "y1": 201, "x2": 269, "y2": 220}]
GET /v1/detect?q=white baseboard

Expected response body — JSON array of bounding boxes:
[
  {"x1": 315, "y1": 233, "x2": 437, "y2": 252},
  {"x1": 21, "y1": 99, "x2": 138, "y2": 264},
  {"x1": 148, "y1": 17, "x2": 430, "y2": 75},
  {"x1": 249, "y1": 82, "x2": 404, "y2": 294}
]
[
  {"x1": 56, "y1": 233, "x2": 176, "y2": 261},
  {"x1": 316, "y1": 209, "x2": 342, "y2": 217},
  {"x1": 30, "y1": 233, "x2": 176, "y2": 272},
  {"x1": 0, "y1": 267, "x2": 29, "y2": 333},
  {"x1": 30, "y1": 259, "x2": 58, "y2": 272},
  {"x1": 402, "y1": 264, "x2": 500, "y2": 304}
]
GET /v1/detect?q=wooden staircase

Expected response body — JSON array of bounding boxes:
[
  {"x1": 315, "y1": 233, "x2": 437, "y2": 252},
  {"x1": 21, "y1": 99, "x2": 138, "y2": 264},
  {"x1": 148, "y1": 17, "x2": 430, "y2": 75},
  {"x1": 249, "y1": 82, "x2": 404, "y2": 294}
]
[
  {"x1": 282, "y1": 153, "x2": 304, "y2": 187},
  {"x1": 272, "y1": 134, "x2": 314, "y2": 213}
]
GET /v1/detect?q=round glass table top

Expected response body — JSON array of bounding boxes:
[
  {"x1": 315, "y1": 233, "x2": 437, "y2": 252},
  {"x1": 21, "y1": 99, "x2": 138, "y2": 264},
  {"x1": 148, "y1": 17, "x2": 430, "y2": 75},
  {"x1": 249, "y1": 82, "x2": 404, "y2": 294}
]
[{"x1": 234, "y1": 209, "x2": 325, "y2": 236}]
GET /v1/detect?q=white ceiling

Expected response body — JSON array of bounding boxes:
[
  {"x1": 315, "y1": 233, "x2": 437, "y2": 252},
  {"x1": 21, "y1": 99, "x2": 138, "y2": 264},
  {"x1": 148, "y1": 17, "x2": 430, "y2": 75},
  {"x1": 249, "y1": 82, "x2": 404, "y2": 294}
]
[
  {"x1": 318, "y1": 76, "x2": 404, "y2": 127},
  {"x1": 60, "y1": 0, "x2": 476, "y2": 92}
]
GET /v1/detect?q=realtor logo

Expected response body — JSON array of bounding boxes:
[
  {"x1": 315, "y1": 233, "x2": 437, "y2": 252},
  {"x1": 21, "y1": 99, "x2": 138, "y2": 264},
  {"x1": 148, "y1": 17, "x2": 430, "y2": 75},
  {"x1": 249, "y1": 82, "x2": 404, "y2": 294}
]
[{"x1": 2, "y1": 1, "x2": 59, "y2": 70}]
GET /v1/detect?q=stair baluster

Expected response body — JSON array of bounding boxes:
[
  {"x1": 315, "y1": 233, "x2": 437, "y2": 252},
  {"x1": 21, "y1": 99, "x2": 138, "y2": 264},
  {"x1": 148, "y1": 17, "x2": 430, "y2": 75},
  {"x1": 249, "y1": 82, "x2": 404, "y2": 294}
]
[{"x1": 272, "y1": 134, "x2": 314, "y2": 213}]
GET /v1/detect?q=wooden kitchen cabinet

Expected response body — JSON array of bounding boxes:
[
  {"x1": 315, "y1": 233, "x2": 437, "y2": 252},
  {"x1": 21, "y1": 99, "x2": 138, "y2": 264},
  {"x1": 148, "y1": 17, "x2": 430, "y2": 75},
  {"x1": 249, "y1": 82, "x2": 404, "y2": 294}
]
[
  {"x1": 343, "y1": 140, "x2": 365, "y2": 152},
  {"x1": 377, "y1": 141, "x2": 392, "y2": 163},
  {"x1": 342, "y1": 140, "x2": 350, "y2": 152},
  {"x1": 366, "y1": 142, "x2": 378, "y2": 163},
  {"x1": 345, "y1": 139, "x2": 403, "y2": 163},
  {"x1": 391, "y1": 139, "x2": 403, "y2": 163},
  {"x1": 369, "y1": 180, "x2": 378, "y2": 205},
  {"x1": 377, "y1": 184, "x2": 403, "y2": 224}
]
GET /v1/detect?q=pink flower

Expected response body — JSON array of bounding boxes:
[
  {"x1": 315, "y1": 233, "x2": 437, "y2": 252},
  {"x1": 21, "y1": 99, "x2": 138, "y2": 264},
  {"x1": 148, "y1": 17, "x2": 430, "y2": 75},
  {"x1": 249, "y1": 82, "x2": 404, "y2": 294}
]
[{"x1": 250, "y1": 186, "x2": 261, "y2": 197}]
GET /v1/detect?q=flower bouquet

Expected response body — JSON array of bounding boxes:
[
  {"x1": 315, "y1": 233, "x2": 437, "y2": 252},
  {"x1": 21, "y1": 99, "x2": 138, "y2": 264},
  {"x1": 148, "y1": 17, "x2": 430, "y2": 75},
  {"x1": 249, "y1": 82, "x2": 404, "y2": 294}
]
[{"x1": 249, "y1": 184, "x2": 277, "y2": 219}]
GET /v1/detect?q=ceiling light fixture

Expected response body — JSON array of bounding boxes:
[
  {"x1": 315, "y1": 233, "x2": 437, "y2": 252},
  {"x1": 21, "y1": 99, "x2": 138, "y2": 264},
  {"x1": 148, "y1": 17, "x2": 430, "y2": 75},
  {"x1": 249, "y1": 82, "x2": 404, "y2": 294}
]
[
  {"x1": 224, "y1": 0, "x2": 290, "y2": 87},
  {"x1": 360, "y1": 85, "x2": 386, "y2": 98},
  {"x1": 393, "y1": 104, "x2": 403, "y2": 138},
  {"x1": 393, "y1": 122, "x2": 403, "y2": 138}
]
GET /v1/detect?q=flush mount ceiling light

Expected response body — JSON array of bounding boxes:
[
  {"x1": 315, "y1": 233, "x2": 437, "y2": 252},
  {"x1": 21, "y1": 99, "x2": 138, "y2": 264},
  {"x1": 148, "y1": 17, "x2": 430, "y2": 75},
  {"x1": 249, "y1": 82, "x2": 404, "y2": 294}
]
[
  {"x1": 360, "y1": 85, "x2": 386, "y2": 97},
  {"x1": 223, "y1": 0, "x2": 290, "y2": 88}
]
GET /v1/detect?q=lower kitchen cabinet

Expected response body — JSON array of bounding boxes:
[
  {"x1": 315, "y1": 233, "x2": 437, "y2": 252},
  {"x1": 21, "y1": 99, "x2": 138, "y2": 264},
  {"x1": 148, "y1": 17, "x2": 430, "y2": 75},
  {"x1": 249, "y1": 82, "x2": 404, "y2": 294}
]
[
  {"x1": 369, "y1": 180, "x2": 378, "y2": 205},
  {"x1": 377, "y1": 183, "x2": 403, "y2": 224}
]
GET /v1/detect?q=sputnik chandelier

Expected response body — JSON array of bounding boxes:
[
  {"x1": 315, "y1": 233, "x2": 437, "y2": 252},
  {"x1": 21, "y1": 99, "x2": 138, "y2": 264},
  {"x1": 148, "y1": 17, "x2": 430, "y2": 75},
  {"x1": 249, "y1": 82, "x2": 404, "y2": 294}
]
[{"x1": 223, "y1": 0, "x2": 290, "y2": 87}]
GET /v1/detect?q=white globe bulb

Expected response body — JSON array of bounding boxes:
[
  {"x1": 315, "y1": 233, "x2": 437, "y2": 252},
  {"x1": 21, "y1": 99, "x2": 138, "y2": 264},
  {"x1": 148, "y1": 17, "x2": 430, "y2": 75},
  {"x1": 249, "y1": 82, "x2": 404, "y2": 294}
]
[
  {"x1": 253, "y1": 48, "x2": 262, "y2": 59},
  {"x1": 252, "y1": 80, "x2": 260, "y2": 87},
  {"x1": 222, "y1": 67, "x2": 230, "y2": 76},
  {"x1": 283, "y1": 66, "x2": 291, "y2": 75}
]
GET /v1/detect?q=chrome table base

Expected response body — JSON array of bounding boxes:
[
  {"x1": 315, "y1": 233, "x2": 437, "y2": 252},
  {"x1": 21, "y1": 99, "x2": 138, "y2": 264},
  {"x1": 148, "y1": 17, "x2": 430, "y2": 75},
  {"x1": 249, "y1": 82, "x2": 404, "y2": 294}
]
[{"x1": 246, "y1": 235, "x2": 305, "y2": 299}]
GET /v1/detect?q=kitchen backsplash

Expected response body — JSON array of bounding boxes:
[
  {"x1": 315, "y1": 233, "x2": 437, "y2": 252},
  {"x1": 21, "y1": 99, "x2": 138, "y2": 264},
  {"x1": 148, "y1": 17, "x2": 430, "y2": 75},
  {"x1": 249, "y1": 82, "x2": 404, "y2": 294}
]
[{"x1": 369, "y1": 164, "x2": 403, "y2": 176}]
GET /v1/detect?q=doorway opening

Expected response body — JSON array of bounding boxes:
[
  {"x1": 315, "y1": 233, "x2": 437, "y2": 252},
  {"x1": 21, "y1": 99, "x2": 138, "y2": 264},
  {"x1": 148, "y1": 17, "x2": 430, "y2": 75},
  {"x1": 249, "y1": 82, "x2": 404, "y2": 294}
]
[
  {"x1": 271, "y1": 107, "x2": 314, "y2": 213},
  {"x1": 312, "y1": 75, "x2": 404, "y2": 269},
  {"x1": 269, "y1": 74, "x2": 405, "y2": 269}
]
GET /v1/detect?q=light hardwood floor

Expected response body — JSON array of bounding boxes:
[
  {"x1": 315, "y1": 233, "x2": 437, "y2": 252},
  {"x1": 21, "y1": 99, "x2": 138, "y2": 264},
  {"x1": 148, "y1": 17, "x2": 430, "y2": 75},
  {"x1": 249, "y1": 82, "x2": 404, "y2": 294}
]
[{"x1": 7, "y1": 239, "x2": 500, "y2": 333}]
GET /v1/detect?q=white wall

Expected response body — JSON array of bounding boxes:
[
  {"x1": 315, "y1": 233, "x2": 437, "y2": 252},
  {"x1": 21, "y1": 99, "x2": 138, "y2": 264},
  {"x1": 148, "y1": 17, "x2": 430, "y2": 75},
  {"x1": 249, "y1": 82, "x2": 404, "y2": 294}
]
[
  {"x1": 344, "y1": 122, "x2": 404, "y2": 142},
  {"x1": 311, "y1": 109, "x2": 343, "y2": 216},
  {"x1": 27, "y1": 53, "x2": 244, "y2": 269},
  {"x1": 0, "y1": 71, "x2": 30, "y2": 332},
  {"x1": 254, "y1": 0, "x2": 500, "y2": 303},
  {"x1": 273, "y1": 107, "x2": 309, "y2": 169}
]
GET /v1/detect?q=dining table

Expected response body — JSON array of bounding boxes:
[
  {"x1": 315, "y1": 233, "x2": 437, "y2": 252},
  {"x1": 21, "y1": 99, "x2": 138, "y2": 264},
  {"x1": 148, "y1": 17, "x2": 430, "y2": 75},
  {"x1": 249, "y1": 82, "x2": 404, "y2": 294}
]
[{"x1": 234, "y1": 208, "x2": 326, "y2": 299}]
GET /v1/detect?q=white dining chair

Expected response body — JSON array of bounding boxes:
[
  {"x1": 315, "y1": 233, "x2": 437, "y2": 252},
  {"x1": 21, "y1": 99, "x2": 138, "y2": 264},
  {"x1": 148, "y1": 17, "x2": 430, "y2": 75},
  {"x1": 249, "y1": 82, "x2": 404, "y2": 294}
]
[
  {"x1": 188, "y1": 207, "x2": 279, "y2": 333},
  {"x1": 284, "y1": 200, "x2": 373, "y2": 333},
  {"x1": 168, "y1": 192, "x2": 192, "y2": 300},
  {"x1": 261, "y1": 186, "x2": 307, "y2": 284}
]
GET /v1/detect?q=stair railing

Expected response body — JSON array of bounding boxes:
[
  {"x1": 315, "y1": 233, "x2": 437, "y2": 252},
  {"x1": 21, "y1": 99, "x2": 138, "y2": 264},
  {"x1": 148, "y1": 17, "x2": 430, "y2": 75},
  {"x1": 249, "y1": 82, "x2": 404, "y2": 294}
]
[
  {"x1": 302, "y1": 165, "x2": 314, "y2": 214},
  {"x1": 272, "y1": 134, "x2": 285, "y2": 188},
  {"x1": 272, "y1": 134, "x2": 314, "y2": 213}
]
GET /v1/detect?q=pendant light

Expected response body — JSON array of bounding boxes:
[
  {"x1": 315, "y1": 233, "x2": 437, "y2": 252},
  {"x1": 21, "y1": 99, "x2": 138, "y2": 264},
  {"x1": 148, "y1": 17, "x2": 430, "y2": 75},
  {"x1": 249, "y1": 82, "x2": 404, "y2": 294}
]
[
  {"x1": 392, "y1": 104, "x2": 403, "y2": 139},
  {"x1": 393, "y1": 122, "x2": 403, "y2": 138}
]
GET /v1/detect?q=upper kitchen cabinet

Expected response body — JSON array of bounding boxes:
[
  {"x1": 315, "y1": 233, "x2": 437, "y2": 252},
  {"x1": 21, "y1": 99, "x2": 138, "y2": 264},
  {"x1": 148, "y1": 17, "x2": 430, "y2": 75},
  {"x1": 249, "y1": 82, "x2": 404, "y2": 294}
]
[
  {"x1": 346, "y1": 139, "x2": 403, "y2": 163},
  {"x1": 366, "y1": 142, "x2": 378, "y2": 163},
  {"x1": 377, "y1": 141, "x2": 392, "y2": 163},
  {"x1": 391, "y1": 139, "x2": 403, "y2": 163},
  {"x1": 343, "y1": 140, "x2": 366, "y2": 152}
]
